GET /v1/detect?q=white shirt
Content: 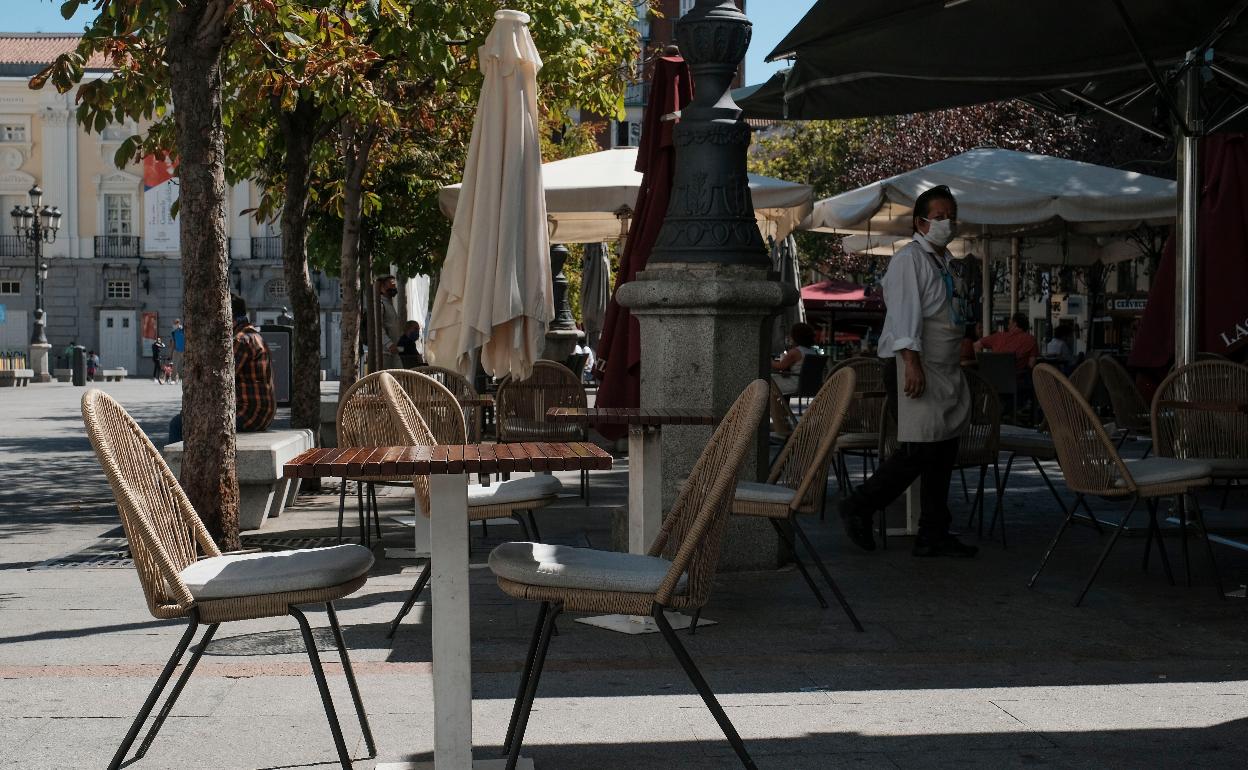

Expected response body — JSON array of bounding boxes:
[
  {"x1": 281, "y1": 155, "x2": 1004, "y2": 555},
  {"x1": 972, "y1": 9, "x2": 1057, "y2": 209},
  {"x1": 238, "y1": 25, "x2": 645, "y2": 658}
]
[
  {"x1": 877, "y1": 234, "x2": 954, "y2": 358},
  {"x1": 1046, "y1": 337, "x2": 1075, "y2": 364}
]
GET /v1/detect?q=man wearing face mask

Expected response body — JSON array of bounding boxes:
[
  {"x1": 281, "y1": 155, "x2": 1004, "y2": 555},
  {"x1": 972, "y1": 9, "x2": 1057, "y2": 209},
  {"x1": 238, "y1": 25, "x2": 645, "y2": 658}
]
[
  {"x1": 377, "y1": 275, "x2": 404, "y2": 370},
  {"x1": 840, "y1": 185, "x2": 977, "y2": 558}
]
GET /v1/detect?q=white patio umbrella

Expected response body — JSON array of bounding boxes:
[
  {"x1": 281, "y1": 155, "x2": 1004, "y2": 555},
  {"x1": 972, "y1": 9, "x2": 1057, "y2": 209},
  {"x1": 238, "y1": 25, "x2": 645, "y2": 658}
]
[
  {"x1": 439, "y1": 147, "x2": 814, "y2": 243},
  {"x1": 427, "y1": 10, "x2": 551, "y2": 381},
  {"x1": 841, "y1": 232, "x2": 1145, "y2": 265},
  {"x1": 580, "y1": 242, "x2": 611, "y2": 351},
  {"x1": 802, "y1": 148, "x2": 1175, "y2": 237}
]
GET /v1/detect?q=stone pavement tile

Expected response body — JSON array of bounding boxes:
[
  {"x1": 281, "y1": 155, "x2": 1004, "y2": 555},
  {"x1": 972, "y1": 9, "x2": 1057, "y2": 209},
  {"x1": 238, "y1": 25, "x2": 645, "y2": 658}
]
[
  {"x1": 885, "y1": 747, "x2": 1098, "y2": 769},
  {"x1": 0, "y1": 674, "x2": 231, "y2": 718},
  {"x1": 993, "y1": 690, "x2": 1248, "y2": 742},
  {"x1": 1, "y1": 716, "x2": 48, "y2": 754}
]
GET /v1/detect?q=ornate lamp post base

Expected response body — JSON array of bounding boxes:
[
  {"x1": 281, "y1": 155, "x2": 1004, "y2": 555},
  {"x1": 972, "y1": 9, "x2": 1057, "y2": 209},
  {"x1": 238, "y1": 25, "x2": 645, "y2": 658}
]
[{"x1": 28, "y1": 342, "x2": 52, "y2": 383}]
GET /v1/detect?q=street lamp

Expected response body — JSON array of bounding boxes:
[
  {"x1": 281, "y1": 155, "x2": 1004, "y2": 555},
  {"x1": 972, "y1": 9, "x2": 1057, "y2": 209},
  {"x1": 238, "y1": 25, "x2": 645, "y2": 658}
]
[{"x1": 11, "y1": 184, "x2": 61, "y2": 346}]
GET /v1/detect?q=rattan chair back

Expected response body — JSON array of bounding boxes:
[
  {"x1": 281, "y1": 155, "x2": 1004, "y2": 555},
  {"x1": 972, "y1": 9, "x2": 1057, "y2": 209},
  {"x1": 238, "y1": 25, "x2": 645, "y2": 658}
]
[
  {"x1": 768, "y1": 367, "x2": 856, "y2": 513},
  {"x1": 81, "y1": 389, "x2": 220, "y2": 619},
  {"x1": 1069, "y1": 357, "x2": 1100, "y2": 402},
  {"x1": 496, "y1": 360, "x2": 586, "y2": 442},
  {"x1": 957, "y1": 369, "x2": 1001, "y2": 468},
  {"x1": 648, "y1": 380, "x2": 769, "y2": 608},
  {"x1": 414, "y1": 364, "x2": 483, "y2": 441},
  {"x1": 376, "y1": 372, "x2": 455, "y2": 516},
  {"x1": 338, "y1": 369, "x2": 466, "y2": 449},
  {"x1": 877, "y1": 401, "x2": 900, "y2": 462},
  {"x1": 832, "y1": 357, "x2": 885, "y2": 435},
  {"x1": 767, "y1": 379, "x2": 797, "y2": 437},
  {"x1": 1151, "y1": 360, "x2": 1248, "y2": 462},
  {"x1": 1098, "y1": 356, "x2": 1150, "y2": 432},
  {"x1": 1033, "y1": 364, "x2": 1135, "y2": 497}
]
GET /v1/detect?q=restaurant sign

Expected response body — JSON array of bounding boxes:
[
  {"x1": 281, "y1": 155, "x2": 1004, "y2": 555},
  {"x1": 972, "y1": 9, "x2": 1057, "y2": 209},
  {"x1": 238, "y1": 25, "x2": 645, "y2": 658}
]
[{"x1": 1109, "y1": 298, "x2": 1147, "y2": 312}]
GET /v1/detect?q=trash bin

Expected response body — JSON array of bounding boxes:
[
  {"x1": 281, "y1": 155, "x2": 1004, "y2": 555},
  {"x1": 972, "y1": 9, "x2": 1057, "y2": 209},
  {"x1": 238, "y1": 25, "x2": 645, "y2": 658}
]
[{"x1": 72, "y1": 344, "x2": 87, "y2": 386}]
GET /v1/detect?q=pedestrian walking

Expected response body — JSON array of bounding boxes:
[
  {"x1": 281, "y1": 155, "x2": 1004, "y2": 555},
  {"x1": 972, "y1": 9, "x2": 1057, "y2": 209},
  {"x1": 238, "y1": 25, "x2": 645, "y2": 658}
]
[
  {"x1": 151, "y1": 336, "x2": 167, "y2": 384},
  {"x1": 169, "y1": 319, "x2": 186, "y2": 381}
]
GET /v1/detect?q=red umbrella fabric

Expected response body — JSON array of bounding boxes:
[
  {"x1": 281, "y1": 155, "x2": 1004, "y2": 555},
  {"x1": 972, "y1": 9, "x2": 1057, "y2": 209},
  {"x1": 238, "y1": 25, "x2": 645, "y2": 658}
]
[
  {"x1": 800, "y1": 279, "x2": 885, "y2": 312},
  {"x1": 593, "y1": 55, "x2": 694, "y2": 437},
  {"x1": 1129, "y1": 134, "x2": 1248, "y2": 369}
]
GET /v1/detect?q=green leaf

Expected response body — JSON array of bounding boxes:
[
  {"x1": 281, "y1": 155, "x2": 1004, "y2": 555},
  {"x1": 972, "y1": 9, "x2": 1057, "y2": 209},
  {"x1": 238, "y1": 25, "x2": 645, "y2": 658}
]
[
  {"x1": 59, "y1": 1, "x2": 81, "y2": 20},
  {"x1": 283, "y1": 31, "x2": 308, "y2": 46}
]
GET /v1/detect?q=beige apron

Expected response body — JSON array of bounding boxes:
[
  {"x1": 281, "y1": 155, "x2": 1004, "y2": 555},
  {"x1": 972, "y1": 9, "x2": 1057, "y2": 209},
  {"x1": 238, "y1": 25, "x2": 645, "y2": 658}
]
[{"x1": 895, "y1": 293, "x2": 970, "y2": 443}]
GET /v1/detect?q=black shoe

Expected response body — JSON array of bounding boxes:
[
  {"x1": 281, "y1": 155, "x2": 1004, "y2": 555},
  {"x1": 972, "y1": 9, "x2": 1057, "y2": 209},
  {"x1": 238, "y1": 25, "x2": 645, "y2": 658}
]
[
  {"x1": 839, "y1": 499, "x2": 876, "y2": 552},
  {"x1": 913, "y1": 534, "x2": 978, "y2": 558}
]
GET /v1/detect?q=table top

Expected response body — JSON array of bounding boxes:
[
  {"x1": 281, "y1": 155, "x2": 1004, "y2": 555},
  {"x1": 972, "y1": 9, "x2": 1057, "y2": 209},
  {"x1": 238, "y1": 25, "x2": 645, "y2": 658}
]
[
  {"x1": 545, "y1": 407, "x2": 717, "y2": 426},
  {"x1": 284, "y1": 442, "x2": 612, "y2": 478}
]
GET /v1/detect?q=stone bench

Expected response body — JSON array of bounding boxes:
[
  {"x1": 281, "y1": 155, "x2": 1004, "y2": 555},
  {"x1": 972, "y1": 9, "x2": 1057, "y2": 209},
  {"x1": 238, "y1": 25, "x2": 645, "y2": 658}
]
[
  {"x1": 0, "y1": 369, "x2": 33, "y2": 387},
  {"x1": 101, "y1": 368, "x2": 126, "y2": 382},
  {"x1": 53, "y1": 368, "x2": 73, "y2": 383},
  {"x1": 164, "y1": 428, "x2": 314, "y2": 532}
]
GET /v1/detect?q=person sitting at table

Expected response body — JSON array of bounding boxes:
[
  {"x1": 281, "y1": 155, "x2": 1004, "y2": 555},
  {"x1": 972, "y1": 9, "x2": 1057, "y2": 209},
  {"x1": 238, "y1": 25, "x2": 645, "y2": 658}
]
[
  {"x1": 1045, "y1": 323, "x2": 1077, "y2": 372},
  {"x1": 974, "y1": 312, "x2": 1040, "y2": 375},
  {"x1": 772, "y1": 322, "x2": 817, "y2": 396},
  {"x1": 396, "y1": 320, "x2": 425, "y2": 368}
]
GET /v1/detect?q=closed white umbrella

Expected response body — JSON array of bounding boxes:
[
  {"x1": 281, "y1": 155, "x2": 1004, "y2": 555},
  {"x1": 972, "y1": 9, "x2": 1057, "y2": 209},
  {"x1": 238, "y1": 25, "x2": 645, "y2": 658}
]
[
  {"x1": 580, "y1": 242, "x2": 611, "y2": 351},
  {"x1": 427, "y1": 9, "x2": 551, "y2": 380}
]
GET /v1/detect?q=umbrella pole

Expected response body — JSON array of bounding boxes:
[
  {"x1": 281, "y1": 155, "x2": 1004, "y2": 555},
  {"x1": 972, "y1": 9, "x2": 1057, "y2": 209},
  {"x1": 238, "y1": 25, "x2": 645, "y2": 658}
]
[
  {"x1": 1176, "y1": 51, "x2": 1201, "y2": 366},
  {"x1": 980, "y1": 234, "x2": 992, "y2": 333},
  {"x1": 1009, "y1": 238, "x2": 1020, "y2": 317}
]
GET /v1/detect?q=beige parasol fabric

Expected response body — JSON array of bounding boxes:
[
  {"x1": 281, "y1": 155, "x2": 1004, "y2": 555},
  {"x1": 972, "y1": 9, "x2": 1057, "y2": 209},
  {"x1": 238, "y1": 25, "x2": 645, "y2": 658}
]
[{"x1": 427, "y1": 9, "x2": 552, "y2": 381}]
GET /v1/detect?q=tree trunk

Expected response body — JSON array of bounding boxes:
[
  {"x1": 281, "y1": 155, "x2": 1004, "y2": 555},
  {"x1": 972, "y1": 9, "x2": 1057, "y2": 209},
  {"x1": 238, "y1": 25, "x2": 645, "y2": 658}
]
[
  {"x1": 167, "y1": 0, "x2": 239, "y2": 549},
  {"x1": 338, "y1": 120, "x2": 376, "y2": 392},
  {"x1": 276, "y1": 95, "x2": 323, "y2": 444}
]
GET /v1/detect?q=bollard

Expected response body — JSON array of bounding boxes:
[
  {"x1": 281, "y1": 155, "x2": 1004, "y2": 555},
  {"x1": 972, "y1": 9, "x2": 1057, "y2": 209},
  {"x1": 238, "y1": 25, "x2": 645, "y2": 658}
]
[{"x1": 72, "y1": 344, "x2": 86, "y2": 386}]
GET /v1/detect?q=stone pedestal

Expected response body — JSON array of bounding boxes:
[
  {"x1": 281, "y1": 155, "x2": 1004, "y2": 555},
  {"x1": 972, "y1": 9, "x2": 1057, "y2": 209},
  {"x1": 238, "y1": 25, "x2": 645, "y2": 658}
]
[
  {"x1": 541, "y1": 328, "x2": 583, "y2": 365},
  {"x1": 28, "y1": 342, "x2": 51, "y2": 383},
  {"x1": 617, "y1": 262, "x2": 796, "y2": 570}
]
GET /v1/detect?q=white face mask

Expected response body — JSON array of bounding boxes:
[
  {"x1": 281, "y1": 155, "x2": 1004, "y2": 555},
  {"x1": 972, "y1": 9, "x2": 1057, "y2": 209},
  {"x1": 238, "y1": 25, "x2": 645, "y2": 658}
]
[{"x1": 922, "y1": 217, "x2": 954, "y2": 248}]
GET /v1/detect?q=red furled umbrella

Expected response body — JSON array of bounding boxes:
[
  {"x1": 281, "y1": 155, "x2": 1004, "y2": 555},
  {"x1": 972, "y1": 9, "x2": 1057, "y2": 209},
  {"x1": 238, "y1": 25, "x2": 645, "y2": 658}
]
[
  {"x1": 593, "y1": 55, "x2": 694, "y2": 437},
  {"x1": 1130, "y1": 134, "x2": 1248, "y2": 370}
]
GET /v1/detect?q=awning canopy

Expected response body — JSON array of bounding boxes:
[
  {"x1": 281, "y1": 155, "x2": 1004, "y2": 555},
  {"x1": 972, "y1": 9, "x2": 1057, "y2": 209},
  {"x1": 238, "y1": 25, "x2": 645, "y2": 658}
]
[
  {"x1": 801, "y1": 279, "x2": 885, "y2": 312},
  {"x1": 757, "y1": 0, "x2": 1248, "y2": 125},
  {"x1": 439, "y1": 147, "x2": 814, "y2": 244},
  {"x1": 840, "y1": 232, "x2": 1147, "y2": 266},
  {"x1": 801, "y1": 148, "x2": 1175, "y2": 238}
]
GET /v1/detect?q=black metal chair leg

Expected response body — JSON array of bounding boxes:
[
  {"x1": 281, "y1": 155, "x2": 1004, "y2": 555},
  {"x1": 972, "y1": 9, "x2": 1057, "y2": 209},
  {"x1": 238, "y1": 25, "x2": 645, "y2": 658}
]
[
  {"x1": 386, "y1": 563, "x2": 432, "y2": 638},
  {"x1": 108, "y1": 613, "x2": 201, "y2": 769},
  {"x1": 1028, "y1": 494, "x2": 1081, "y2": 589},
  {"x1": 652, "y1": 604, "x2": 757, "y2": 769},
  {"x1": 1145, "y1": 499, "x2": 1174, "y2": 586},
  {"x1": 987, "y1": 462, "x2": 1006, "y2": 547},
  {"x1": 327, "y1": 603, "x2": 376, "y2": 758},
  {"x1": 1075, "y1": 496, "x2": 1140, "y2": 607},
  {"x1": 1219, "y1": 482, "x2": 1232, "y2": 511},
  {"x1": 767, "y1": 518, "x2": 828, "y2": 609},
  {"x1": 337, "y1": 478, "x2": 348, "y2": 544},
  {"x1": 526, "y1": 510, "x2": 542, "y2": 542},
  {"x1": 290, "y1": 605, "x2": 353, "y2": 769},
  {"x1": 791, "y1": 518, "x2": 864, "y2": 632},
  {"x1": 356, "y1": 482, "x2": 366, "y2": 547},
  {"x1": 1178, "y1": 495, "x2": 1192, "y2": 587},
  {"x1": 372, "y1": 486, "x2": 383, "y2": 540},
  {"x1": 1187, "y1": 495, "x2": 1225, "y2": 599},
  {"x1": 687, "y1": 607, "x2": 703, "y2": 636},
  {"x1": 134, "y1": 622, "x2": 220, "y2": 760},
  {"x1": 505, "y1": 602, "x2": 561, "y2": 769},
  {"x1": 504, "y1": 601, "x2": 550, "y2": 753},
  {"x1": 1142, "y1": 499, "x2": 1156, "y2": 572},
  {"x1": 960, "y1": 467, "x2": 970, "y2": 503},
  {"x1": 510, "y1": 513, "x2": 532, "y2": 541}
]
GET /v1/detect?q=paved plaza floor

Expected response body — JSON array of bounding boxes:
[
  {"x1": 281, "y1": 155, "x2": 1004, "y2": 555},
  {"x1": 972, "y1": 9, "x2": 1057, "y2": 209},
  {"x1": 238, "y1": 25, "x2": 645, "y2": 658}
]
[{"x1": 3, "y1": 380, "x2": 1248, "y2": 768}]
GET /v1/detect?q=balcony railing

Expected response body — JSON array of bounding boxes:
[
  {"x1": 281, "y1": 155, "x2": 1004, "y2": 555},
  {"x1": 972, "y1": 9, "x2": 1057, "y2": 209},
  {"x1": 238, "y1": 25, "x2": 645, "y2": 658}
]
[
  {"x1": 0, "y1": 234, "x2": 26, "y2": 257},
  {"x1": 624, "y1": 81, "x2": 650, "y2": 107},
  {"x1": 94, "y1": 235, "x2": 140, "y2": 259},
  {"x1": 251, "y1": 236, "x2": 282, "y2": 260}
]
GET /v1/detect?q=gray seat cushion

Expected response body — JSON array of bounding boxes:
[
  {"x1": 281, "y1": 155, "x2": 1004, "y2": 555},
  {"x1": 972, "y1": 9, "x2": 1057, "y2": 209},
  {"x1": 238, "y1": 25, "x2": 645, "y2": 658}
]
[
  {"x1": 836, "y1": 432, "x2": 879, "y2": 451},
  {"x1": 998, "y1": 425, "x2": 1055, "y2": 455},
  {"x1": 501, "y1": 418, "x2": 582, "y2": 441},
  {"x1": 1118, "y1": 458, "x2": 1213, "y2": 489},
  {"x1": 1187, "y1": 457, "x2": 1248, "y2": 478},
  {"x1": 468, "y1": 475, "x2": 562, "y2": 506},
  {"x1": 734, "y1": 481, "x2": 796, "y2": 505},
  {"x1": 179, "y1": 544, "x2": 373, "y2": 601},
  {"x1": 489, "y1": 542, "x2": 686, "y2": 594}
]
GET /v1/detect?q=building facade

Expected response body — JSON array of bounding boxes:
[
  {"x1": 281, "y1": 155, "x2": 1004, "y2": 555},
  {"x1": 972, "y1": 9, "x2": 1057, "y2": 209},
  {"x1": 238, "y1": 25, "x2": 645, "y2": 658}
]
[{"x1": 0, "y1": 34, "x2": 345, "y2": 377}]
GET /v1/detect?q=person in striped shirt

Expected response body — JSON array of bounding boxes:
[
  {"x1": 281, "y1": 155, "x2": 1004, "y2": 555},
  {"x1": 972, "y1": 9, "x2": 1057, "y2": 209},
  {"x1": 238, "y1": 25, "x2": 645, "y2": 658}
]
[{"x1": 232, "y1": 294, "x2": 276, "y2": 432}]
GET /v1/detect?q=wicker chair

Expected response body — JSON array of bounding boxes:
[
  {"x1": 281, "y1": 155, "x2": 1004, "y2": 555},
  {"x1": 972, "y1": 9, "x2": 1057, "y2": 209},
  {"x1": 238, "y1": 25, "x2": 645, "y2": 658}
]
[
  {"x1": 335, "y1": 370, "x2": 471, "y2": 545},
  {"x1": 496, "y1": 360, "x2": 589, "y2": 497},
  {"x1": 1099, "y1": 355, "x2": 1152, "y2": 452},
  {"x1": 414, "y1": 364, "x2": 484, "y2": 442},
  {"x1": 81, "y1": 390, "x2": 375, "y2": 770},
  {"x1": 831, "y1": 357, "x2": 887, "y2": 496},
  {"x1": 1029, "y1": 364, "x2": 1217, "y2": 605},
  {"x1": 958, "y1": 369, "x2": 1004, "y2": 542},
  {"x1": 731, "y1": 368, "x2": 863, "y2": 628},
  {"x1": 767, "y1": 378, "x2": 798, "y2": 442},
  {"x1": 996, "y1": 358, "x2": 1103, "y2": 535},
  {"x1": 375, "y1": 372, "x2": 562, "y2": 638},
  {"x1": 1152, "y1": 360, "x2": 1248, "y2": 580},
  {"x1": 487, "y1": 380, "x2": 769, "y2": 769}
]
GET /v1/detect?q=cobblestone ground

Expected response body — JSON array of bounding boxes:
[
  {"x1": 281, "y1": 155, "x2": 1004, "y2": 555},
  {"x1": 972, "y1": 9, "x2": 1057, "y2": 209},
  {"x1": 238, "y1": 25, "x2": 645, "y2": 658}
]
[{"x1": 3, "y1": 380, "x2": 1248, "y2": 769}]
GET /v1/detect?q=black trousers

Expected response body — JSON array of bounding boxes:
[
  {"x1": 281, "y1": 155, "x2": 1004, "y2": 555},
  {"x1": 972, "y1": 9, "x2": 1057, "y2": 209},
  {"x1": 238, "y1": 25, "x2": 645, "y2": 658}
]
[{"x1": 848, "y1": 357, "x2": 959, "y2": 539}]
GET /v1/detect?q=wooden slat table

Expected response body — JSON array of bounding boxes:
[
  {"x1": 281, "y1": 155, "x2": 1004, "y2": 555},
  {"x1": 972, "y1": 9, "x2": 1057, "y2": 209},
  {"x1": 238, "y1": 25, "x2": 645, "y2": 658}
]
[
  {"x1": 547, "y1": 407, "x2": 716, "y2": 634},
  {"x1": 285, "y1": 443, "x2": 611, "y2": 770}
]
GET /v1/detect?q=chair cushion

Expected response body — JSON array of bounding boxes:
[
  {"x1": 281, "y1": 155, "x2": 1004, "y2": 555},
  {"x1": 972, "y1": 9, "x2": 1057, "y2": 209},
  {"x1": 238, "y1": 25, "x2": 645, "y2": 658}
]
[
  {"x1": 836, "y1": 432, "x2": 878, "y2": 451},
  {"x1": 468, "y1": 475, "x2": 562, "y2": 506},
  {"x1": 1117, "y1": 458, "x2": 1213, "y2": 489},
  {"x1": 179, "y1": 545, "x2": 374, "y2": 601},
  {"x1": 998, "y1": 425, "x2": 1055, "y2": 455},
  {"x1": 488, "y1": 541, "x2": 686, "y2": 594},
  {"x1": 501, "y1": 418, "x2": 582, "y2": 441},
  {"x1": 1183, "y1": 457, "x2": 1248, "y2": 478},
  {"x1": 734, "y1": 481, "x2": 796, "y2": 505}
]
